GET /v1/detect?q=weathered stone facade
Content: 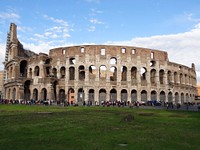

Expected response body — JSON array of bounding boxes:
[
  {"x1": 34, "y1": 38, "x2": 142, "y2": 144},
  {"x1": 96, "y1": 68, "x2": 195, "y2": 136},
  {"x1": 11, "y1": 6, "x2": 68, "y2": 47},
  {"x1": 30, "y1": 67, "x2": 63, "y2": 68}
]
[{"x1": 3, "y1": 23, "x2": 197, "y2": 104}]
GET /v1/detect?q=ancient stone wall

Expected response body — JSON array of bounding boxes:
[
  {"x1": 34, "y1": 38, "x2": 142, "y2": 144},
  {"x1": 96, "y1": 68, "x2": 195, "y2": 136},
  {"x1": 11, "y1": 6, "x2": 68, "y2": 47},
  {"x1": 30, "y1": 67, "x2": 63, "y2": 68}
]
[{"x1": 3, "y1": 23, "x2": 198, "y2": 105}]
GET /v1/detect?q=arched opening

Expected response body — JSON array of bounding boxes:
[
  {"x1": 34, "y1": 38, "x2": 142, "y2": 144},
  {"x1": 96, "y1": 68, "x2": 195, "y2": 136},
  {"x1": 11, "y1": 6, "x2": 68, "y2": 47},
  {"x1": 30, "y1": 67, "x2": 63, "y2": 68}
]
[
  {"x1": 99, "y1": 65, "x2": 106, "y2": 79},
  {"x1": 33, "y1": 88, "x2": 38, "y2": 100},
  {"x1": 79, "y1": 66, "x2": 85, "y2": 81},
  {"x1": 59, "y1": 89, "x2": 65, "y2": 103},
  {"x1": 141, "y1": 90, "x2": 147, "y2": 102},
  {"x1": 110, "y1": 66, "x2": 117, "y2": 81},
  {"x1": 12, "y1": 88, "x2": 16, "y2": 100},
  {"x1": 174, "y1": 72, "x2": 178, "y2": 84},
  {"x1": 121, "y1": 89, "x2": 127, "y2": 102},
  {"x1": 78, "y1": 88, "x2": 84, "y2": 102},
  {"x1": 131, "y1": 90, "x2": 137, "y2": 102},
  {"x1": 52, "y1": 68, "x2": 57, "y2": 77},
  {"x1": 150, "y1": 69, "x2": 156, "y2": 85},
  {"x1": 29, "y1": 68, "x2": 32, "y2": 78},
  {"x1": 160, "y1": 91, "x2": 166, "y2": 102},
  {"x1": 69, "y1": 58, "x2": 76, "y2": 64},
  {"x1": 180, "y1": 73, "x2": 183, "y2": 84},
  {"x1": 131, "y1": 67, "x2": 137, "y2": 84},
  {"x1": 151, "y1": 90, "x2": 157, "y2": 100},
  {"x1": 110, "y1": 89, "x2": 117, "y2": 102},
  {"x1": 141, "y1": 67, "x2": 147, "y2": 86},
  {"x1": 69, "y1": 67, "x2": 75, "y2": 80},
  {"x1": 60, "y1": 66, "x2": 66, "y2": 78},
  {"x1": 110, "y1": 57, "x2": 117, "y2": 65},
  {"x1": 24, "y1": 80, "x2": 31, "y2": 101},
  {"x1": 167, "y1": 71, "x2": 172, "y2": 83},
  {"x1": 168, "y1": 92, "x2": 173, "y2": 103},
  {"x1": 159, "y1": 70, "x2": 164, "y2": 84},
  {"x1": 186, "y1": 93, "x2": 189, "y2": 102},
  {"x1": 181, "y1": 93, "x2": 184, "y2": 104},
  {"x1": 52, "y1": 81, "x2": 57, "y2": 101},
  {"x1": 175, "y1": 92, "x2": 179, "y2": 104},
  {"x1": 20, "y1": 60, "x2": 27, "y2": 77},
  {"x1": 89, "y1": 65, "x2": 96, "y2": 80},
  {"x1": 99, "y1": 89, "x2": 106, "y2": 103},
  {"x1": 41, "y1": 88, "x2": 47, "y2": 101},
  {"x1": 68, "y1": 88, "x2": 75, "y2": 104},
  {"x1": 88, "y1": 89, "x2": 95, "y2": 104},
  {"x1": 34, "y1": 66, "x2": 40, "y2": 76},
  {"x1": 121, "y1": 66, "x2": 127, "y2": 81}
]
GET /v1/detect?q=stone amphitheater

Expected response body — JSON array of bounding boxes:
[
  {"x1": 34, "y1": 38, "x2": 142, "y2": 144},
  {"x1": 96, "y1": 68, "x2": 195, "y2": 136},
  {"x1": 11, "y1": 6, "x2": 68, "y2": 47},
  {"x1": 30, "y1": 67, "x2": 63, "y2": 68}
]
[{"x1": 2, "y1": 23, "x2": 197, "y2": 105}]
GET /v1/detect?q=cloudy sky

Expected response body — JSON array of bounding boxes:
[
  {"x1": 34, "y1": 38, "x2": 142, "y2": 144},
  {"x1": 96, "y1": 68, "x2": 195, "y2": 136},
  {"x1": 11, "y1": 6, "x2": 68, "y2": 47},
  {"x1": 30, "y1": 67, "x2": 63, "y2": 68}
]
[{"x1": 0, "y1": 0, "x2": 200, "y2": 81}]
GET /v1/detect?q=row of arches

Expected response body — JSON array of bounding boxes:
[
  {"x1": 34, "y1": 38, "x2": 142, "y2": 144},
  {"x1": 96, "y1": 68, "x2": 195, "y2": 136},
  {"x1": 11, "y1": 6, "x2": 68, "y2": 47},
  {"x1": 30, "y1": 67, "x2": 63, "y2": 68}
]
[
  {"x1": 6, "y1": 86, "x2": 194, "y2": 105},
  {"x1": 23, "y1": 65, "x2": 195, "y2": 86}
]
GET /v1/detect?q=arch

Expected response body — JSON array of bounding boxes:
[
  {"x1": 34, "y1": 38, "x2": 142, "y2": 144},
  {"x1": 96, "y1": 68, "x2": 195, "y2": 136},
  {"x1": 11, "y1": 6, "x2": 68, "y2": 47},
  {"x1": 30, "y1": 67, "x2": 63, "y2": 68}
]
[
  {"x1": 34, "y1": 66, "x2": 40, "y2": 76},
  {"x1": 160, "y1": 91, "x2": 166, "y2": 102},
  {"x1": 99, "y1": 89, "x2": 106, "y2": 103},
  {"x1": 69, "y1": 58, "x2": 76, "y2": 64},
  {"x1": 24, "y1": 80, "x2": 31, "y2": 101},
  {"x1": 59, "y1": 89, "x2": 65, "y2": 102},
  {"x1": 151, "y1": 90, "x2": 157, "y2": 100},
  {"x1": 29, "y1": 68, "x2": 32, "y2": 78},
  {"x1": 150, "y1": 69, "x2": 156, "y2": 85},
  {"x1": 99, "y1": 65, "x2": 107, "y2": 79},
  {"x1": 78, "y1": 88, "x2": 84, "y2": 102},
  {"x1": 121, "y1": 66, "x2": 127, "y2": 81},
  {"x1": 69, "y1": 67, "x2": 75, "y2": 80},
  {"x1": 181, "y1": 93, "x2": 184, "y2": 104},
  {"x1": 174, "y1": 72, "x2": 178, "y2": 84},
  {"x1": 79, "y1": 66, "x2": 85, "y2": 81},
  {"x1": 141, "y1": 90, "x2": 147, "y2": 102},
  {"x1": 168, "y1": 92, "x2": 173, "y2": 103},
  {"x1": 68, "y1": 88, "x2": 75, "y2": 104},
  {"x1": 159, "y1": 70, "x2": 164, "y2": 84},
  {"x1": 41, "y1": 88, "x2": 47, "y2": 101},
  {"x1": 141, "y1": 67, "x2": 147, "y2": 86},
  {"x1": 12, "y1": 88, "x2": 16, "y2": 100},
  {"x1": 20, "y1": 60, "x2": 28, "y2": 77},
  {"x1": 131, "y1": 67, "x2": 137, "y2": 84},
  {"x1": 110, "y1": 89, "x2": 117, "y2": 101},
  {"x1": 52, "y1": 81, "x2": 57, "y2": 101},
  {"x1": 175, "y1": 92, "x2": 179, "y2": 104},
  {"x1": 110, "y1": 66, "x2": 117, "y2": 81},
  {"x1": 121, "y1": 89, "x2": 128, "y2": 102},
  {"x1": 180, "y1": 73, "x2": 183, "y2": 84},
  {"x1": 110, "y1": 57, "x2": 117, "y2": 65},
  {"x1": 60, "y1": 66, "x2": 66, "y2": 78},
  {"x1": 167, "y1": 71, "x2": 172, "y2": 83},
  {"x1": 52, "y1": 68, "x2": 57, "y2": 77},
  {"x1": 33, "y1": 88, "x2": 38, "y2": 100},
  {"x1": 186, "y1": 93, "x2": 189, "y2": 102},
  {"x1": 89, "y1": 65, "x2": 96, "y2": 80},
  {"x1": 131, "y1": 90, "x2": 137, "y2": 102},
  {"x1": 45, "y1": 58, "x2": 51, "y2": 64},
  {"x1": 88, "y1": 89, "x2": 95, "y2": 103}
]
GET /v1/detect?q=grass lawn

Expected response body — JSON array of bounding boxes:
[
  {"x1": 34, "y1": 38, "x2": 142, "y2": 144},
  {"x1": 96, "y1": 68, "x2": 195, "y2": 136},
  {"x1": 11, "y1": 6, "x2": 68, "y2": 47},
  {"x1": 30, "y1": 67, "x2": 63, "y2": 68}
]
[{"x1": 0, "y1": 105, "x2": 199, "y2": 150}]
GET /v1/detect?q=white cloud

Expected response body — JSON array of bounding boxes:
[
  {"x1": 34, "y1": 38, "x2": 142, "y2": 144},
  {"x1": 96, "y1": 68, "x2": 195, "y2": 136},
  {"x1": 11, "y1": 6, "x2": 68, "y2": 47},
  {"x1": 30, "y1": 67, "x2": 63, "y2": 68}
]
[
  {"x1": 106, "y1": 22, "x2": 200, "y2": 82},
  {"x1": 88, "y1": 26, "x2": 96, "y2": 32},
  {"x1": 43, "y1": 15, "x2": 69, "y2": 27},
  {"x1": 0, "y1": 10, "x2": 20, "y2": 24},
  {"x1": 0, "y1": 43, "x2": 5, "y2": 70},
  {"x1": 89, "y1": 18, "x2": 104, "y2": 24}
]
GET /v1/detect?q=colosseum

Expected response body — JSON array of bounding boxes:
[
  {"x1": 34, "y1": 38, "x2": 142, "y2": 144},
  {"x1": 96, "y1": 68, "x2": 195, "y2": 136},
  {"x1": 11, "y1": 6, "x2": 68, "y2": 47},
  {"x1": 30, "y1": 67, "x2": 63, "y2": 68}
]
[{"x1": 2, "y1": 23, "x2": 197, "y2": 105}]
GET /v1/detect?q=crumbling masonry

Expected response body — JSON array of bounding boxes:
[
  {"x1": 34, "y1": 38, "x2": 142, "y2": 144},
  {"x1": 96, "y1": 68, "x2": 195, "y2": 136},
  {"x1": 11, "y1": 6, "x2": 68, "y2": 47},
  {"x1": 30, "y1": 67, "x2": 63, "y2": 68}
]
[{"x1": 2, "y1": 23, "x2": 197, "y2": 104}]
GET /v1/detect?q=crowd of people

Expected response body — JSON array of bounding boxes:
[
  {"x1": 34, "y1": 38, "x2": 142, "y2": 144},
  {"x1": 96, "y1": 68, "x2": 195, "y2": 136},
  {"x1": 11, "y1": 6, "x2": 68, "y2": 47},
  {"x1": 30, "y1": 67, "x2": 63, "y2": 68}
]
[{"x1": 0, "y1": 98, "x2": 200, "y2": 111}]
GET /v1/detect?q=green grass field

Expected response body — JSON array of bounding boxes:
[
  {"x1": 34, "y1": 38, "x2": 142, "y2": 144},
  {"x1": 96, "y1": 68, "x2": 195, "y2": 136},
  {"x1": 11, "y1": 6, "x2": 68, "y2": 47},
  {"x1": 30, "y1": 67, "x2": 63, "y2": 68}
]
[{"x1": 0, "y1": 105, "x2": 199, "y2": 150}]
